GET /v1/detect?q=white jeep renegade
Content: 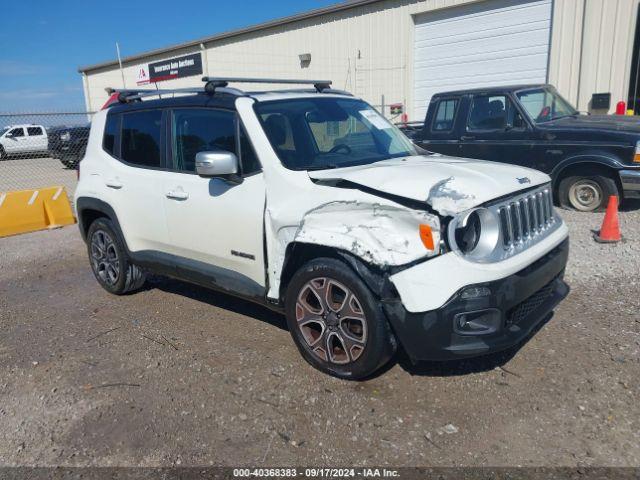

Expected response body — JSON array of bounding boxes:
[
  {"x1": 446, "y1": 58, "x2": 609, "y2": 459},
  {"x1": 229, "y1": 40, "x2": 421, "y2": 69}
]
[{"x1": 75, "y1": 78, "x2": 570, "y2": 379}]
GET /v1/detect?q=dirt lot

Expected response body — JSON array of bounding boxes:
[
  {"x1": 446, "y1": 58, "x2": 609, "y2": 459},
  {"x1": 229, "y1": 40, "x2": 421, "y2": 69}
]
[{"x1": 0, "y1": 206, "x2": 638, "y2": 468}]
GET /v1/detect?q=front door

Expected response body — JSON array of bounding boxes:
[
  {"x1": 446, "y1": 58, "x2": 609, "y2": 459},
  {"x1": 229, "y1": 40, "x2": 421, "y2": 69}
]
[
  {"x1": 161, "y1": 107, "x2": 266, "y2": 293},
  {"x1": 4, "y1": 127, "x2": 27, "y2": 154},
  {"x1": 460, "y1": 94, "x2": 535, "y2": 167}
]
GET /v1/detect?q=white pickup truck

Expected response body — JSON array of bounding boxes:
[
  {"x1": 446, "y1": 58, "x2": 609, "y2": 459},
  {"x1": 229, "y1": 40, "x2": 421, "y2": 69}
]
[
  {"x1": 0, "y1": 124, "x2": 48, "y2": 159},
  {"x1": 74, "y1": 78, "x2": 569, "y2": 379}
]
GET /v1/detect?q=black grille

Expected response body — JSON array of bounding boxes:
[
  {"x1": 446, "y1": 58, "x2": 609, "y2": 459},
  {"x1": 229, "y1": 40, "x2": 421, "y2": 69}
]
[{"x1": 506, "y1": 280, "x2": 556, "y2": 325}]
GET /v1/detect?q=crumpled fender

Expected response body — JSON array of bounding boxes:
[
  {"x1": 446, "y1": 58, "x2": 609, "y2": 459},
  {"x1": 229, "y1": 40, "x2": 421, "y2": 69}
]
[{"x1": 265, "y1": 200, "x2": 440, "y2": 300}]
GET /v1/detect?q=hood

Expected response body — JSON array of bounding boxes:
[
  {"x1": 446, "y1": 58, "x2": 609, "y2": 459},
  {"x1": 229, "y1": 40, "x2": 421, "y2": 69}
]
[
  {"x1": 308, "y1": 155, "x2": 550, "y2": 216},
  {"x1": 544, "y1": 114, "x2": 640, "y2": 134}
]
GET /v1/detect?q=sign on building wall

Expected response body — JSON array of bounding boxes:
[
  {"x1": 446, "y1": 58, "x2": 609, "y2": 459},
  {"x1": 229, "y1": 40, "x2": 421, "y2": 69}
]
[
  {"x1": 136, "y1": 65, "x2": 150, "y2": 85},
  {"x1": 147, "y1": 53, "x2": 203, "y2": 83}
]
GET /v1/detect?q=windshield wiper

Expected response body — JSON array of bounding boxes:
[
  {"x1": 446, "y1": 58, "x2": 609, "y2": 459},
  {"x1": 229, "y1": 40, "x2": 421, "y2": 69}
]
[{"x1": 304, "y1": 164, "x2": 341, "y2": 171}]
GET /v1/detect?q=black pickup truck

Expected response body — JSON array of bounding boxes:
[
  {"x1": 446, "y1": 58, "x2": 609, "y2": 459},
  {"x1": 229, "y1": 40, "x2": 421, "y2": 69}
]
[
  {"x1": 48, "y1": 125, "x2": 90, "y2": 169},
  {"x1": 400, "y1": 84, "x2": 640, "y2": 211}
]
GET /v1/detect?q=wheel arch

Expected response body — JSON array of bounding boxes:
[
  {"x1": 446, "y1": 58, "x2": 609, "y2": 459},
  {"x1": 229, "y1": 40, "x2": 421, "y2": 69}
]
[
  {"x1": 551, "y1": 156, "x2": 623, "y2": 199},
  {"x1": 76, "y1": 197, "x2": 127, "y2": 248},
  {"x1": 278, "y1": 242, "x2": 395, "y2": 305}
]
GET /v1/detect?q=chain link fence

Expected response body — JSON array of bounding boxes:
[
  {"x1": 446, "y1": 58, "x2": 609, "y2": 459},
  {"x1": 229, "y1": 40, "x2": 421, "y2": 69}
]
[{"x1": 0, "y1": 112, "x2": 94, "y2": 200}]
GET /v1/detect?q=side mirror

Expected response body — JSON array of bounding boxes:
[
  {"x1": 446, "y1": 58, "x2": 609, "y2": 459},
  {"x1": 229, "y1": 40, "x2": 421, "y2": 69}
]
[
  {"x1": 4, "y1": 132, "x2": 12, "y2": 138},
  {"x1": 195, "y1": 151, "x2": 242, "y2": 183}
]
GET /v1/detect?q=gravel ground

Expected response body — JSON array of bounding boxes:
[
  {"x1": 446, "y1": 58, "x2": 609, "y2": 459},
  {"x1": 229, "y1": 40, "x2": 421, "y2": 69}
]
[{"x1": 0, "y1": 205, "x2": 638, "y2": 468}]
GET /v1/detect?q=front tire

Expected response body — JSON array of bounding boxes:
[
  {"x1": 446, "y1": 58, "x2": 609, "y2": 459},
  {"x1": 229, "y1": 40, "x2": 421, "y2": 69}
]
[
  {"x1": 285, "y1": 258, "x2": 396, "y2": 380},
  {"x1": 559, "y1": 173, "x2": 618, "y2": 212},
  {"x1": 86, "y1": 218, "x2": 146, "y2": 295}
]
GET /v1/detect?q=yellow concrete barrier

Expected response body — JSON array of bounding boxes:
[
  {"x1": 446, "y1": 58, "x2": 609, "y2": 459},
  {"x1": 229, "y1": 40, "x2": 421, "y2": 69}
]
[{"x1": 0, "y1": 186, "x2": 76, "y2": 237}]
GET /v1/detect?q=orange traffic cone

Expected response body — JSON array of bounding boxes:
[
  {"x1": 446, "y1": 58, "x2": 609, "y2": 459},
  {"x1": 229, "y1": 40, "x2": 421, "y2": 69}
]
[{"x1": 594, "y1": 196, "x2": 622, "y2": 243}]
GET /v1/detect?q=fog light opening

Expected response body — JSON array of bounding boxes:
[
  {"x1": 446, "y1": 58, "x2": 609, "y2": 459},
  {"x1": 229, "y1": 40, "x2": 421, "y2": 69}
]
[{"x1": 453, "y1": 309, "x2": 502, "y2": 335}]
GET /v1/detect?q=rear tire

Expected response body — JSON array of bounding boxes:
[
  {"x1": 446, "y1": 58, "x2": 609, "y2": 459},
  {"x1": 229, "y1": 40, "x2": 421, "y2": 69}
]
[
  {"x1": 86, "y1": 218, "x2": 146, "y2": 295},
  {"x1": 285, "y1": 258, "x2": 396, "y2": 380},
  {"x1": 558, "y1": 173, "x2": 618, "y2": 212}
]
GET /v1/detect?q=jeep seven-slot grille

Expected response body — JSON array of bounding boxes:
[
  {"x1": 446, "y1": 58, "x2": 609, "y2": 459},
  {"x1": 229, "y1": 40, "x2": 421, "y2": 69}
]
[{"x1": 498, "y1": 188, "x2": 555, "y2": 248}]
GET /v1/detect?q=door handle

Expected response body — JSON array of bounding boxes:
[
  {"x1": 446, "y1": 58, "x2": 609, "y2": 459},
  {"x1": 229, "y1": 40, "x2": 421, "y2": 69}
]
[
  {"x1": 105, "y1": 179, "x2": 123, "y2": 189},
  {"x1": 166, "y1": 190, "x2": 189, "y2": 200},
  {"x1": 460, "y1": 135, "x2": 476, "y2": 141}
]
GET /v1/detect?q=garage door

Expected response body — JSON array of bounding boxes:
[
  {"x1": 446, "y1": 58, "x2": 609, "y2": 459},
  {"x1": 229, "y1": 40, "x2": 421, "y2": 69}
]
[{"x1": 413, "y1": 0, "x2": 552, "y2": 120}]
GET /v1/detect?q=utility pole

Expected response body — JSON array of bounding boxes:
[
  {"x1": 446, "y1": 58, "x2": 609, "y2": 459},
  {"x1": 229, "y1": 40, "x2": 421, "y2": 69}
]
[{"x1": 116, "y1": 42, "x2": 126, "y2": 88}]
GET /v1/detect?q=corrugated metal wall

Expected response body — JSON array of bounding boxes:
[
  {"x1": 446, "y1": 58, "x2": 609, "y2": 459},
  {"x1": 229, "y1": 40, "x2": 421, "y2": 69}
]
[
  {"x1": 548, "y1": 0, "x2": 639, "y2": 112},
  {"x1": 83, "y1": 0, "x2": 639, "y2": 118}
]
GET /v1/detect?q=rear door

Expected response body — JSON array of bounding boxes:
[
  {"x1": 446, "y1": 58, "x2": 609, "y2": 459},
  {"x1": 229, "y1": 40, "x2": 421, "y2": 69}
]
[
  {"x1": 26, "y1": 126, "x2": 47, "y2": 152},
  {"x1": 161, "y1": 107, "x2": 266, "y2": 293},
  {"x1": 101, "y1": 109, "x2": 171, "y2": 254},
  {"x1": 460, "y1": 93, "x2": 535, "y2": 166}
]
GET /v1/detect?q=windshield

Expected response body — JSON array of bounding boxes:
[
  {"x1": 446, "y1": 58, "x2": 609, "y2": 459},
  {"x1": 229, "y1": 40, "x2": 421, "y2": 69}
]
[
  {"x1": 516, "y1": 87, "x2": 578, "y2": 123},
  {"x1": 254, "y1": 98, "x2": 418, "y2": 170}
]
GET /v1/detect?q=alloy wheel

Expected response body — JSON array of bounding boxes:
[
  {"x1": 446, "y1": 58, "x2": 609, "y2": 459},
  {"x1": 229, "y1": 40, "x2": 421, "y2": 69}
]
[
  {"x1": 90, "y1": 230, "x2": 120, "y2": 286},
  {"x1": 295, "y1": 277, "x2": 368, "y2": 364}
]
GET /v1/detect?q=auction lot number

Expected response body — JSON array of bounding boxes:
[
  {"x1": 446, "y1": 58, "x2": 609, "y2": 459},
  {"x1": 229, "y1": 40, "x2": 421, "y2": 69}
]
[{"x1": 233, "y1": 468, "x2": 400, "y2": 478}]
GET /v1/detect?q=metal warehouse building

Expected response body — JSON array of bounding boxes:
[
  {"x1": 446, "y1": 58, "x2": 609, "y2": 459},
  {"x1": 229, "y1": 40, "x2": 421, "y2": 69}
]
[{"x1": 79, "y1": 0, "x2": 640, "y2": 121}]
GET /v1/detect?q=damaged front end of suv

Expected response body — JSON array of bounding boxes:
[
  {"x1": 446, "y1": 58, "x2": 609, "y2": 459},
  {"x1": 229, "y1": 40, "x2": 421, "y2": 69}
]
[{"x1": 238, "y1": 94, "x2": 570, "y2": 372}]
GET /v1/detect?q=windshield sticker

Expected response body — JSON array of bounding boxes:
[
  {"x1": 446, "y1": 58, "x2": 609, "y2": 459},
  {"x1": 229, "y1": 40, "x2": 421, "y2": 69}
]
[{"x1": 359, "y1": 109, "x2": 392, "y2": 130}]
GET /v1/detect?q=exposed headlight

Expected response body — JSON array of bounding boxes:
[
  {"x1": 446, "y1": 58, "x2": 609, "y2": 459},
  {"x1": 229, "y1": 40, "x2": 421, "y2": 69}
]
[
  {"x1": 635, "y1": 140, "x2": 640, "y2": 163},
  {"x1": 448, "y1": 207, "x2": 500, "y2": 261},
  {"x1": 60, "y1": 132, "x2": 71, "y2": 142}
]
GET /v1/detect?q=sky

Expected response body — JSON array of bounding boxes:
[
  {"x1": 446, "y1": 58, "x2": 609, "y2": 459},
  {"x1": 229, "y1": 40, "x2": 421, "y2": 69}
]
[{"x1": 0, "y1": 0, "x2": 338, "y2": 112}]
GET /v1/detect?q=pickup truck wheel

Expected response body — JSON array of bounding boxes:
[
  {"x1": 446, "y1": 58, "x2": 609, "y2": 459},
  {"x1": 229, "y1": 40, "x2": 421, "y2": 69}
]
[
  {"x1": 86, "y1": 218, "x2": 146, "y2": 295},
  {"x1": 0, "y1": 146, "x2": 6, "y2": 160},
  {"x1": 285, "y1": 258, "x2": 396, "y2": 380},
  {"x1": 559, "y1": 174, "x2": 618, "y2": 212}
]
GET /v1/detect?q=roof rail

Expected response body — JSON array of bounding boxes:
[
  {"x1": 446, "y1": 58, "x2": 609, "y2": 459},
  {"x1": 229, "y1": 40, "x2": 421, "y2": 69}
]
[
  {"x1": 105, "y1": 85, "x2": 245, "y2": 104},
  {"x1": 201, "y1": 76, "x2": 332, "y2": 93}
]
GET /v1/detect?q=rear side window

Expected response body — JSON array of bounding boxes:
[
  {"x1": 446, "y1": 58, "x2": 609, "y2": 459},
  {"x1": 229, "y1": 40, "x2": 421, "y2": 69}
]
[
  {"x1": 432, "y1": 99, "x2": 458, "y2": 132},
  {"x1": 27, "y1": 127, "x2": 43, "y2": 136},
  {"x1": 103, "y1": 114, "x2": 119, "y2": 156},
  {"x1": 121, "y1": 110, "x2": 163, "y2": 168}
]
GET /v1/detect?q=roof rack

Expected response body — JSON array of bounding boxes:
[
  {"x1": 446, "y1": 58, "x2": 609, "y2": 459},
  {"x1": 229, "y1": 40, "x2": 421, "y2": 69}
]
[
  {"x1": 107, "y1": 76, "x2": 340, "y2": 104},
  {"x1": 202, "y1": 76, "x2": 332, "y2": 93}
]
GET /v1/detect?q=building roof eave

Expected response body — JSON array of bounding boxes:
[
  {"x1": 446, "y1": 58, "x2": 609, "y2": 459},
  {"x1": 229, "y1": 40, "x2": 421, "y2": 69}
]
[{"x1": 77, "y1": 0, "x2": 381, "y2": 73}]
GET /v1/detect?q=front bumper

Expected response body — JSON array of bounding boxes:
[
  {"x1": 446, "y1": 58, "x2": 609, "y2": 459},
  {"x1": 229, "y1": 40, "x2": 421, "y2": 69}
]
[
  {"x1": 620, "y1": 169, "x2": 640, "y2": 199},
  {"x1": 383, "y1": 238, "x2": 569, "y2": 361}
]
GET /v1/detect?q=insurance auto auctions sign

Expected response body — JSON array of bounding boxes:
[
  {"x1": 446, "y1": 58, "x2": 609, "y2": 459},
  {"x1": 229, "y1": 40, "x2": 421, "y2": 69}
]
[{"x1": 147, "y1": 53, "x2": 203, "y2": 83}]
